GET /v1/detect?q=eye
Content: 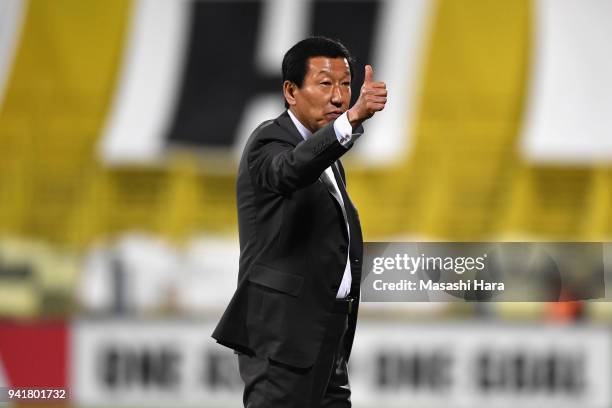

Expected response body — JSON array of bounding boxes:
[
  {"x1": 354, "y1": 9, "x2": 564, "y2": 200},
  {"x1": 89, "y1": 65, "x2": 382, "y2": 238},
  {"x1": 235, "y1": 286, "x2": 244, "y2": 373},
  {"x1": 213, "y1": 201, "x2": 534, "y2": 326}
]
[
  {"x1": 342, "y1": 81, "x2": 351, "y2": 87},
  {"x1": 320, "y1": 81, "x2": 332, "y2": 86}
]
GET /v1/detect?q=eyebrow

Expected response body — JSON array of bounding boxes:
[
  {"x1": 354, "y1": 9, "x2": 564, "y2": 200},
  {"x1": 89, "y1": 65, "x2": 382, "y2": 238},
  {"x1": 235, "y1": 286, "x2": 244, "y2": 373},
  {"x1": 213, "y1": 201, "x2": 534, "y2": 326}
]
[{"x1": 315, "y1": 69, "x2": 351, "y2": 76}]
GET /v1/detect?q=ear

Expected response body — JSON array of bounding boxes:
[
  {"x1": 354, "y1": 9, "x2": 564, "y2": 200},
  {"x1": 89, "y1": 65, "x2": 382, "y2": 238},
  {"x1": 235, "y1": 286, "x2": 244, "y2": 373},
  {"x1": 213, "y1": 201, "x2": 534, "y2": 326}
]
[{"x1": 283, "y1": 80, "x2": 298, "y2": 106}]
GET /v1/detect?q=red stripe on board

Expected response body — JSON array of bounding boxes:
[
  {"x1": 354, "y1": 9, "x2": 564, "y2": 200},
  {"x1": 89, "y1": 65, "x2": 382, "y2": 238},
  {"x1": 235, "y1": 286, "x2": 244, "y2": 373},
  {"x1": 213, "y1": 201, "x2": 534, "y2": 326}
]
[{"x1": 0, "y1": 320, "x2": 68, "y2": 387}]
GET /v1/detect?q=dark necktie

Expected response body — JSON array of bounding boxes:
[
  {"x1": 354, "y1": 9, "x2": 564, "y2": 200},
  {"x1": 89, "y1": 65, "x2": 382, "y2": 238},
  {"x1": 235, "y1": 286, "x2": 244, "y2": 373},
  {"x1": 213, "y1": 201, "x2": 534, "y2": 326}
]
[{"x1": 319, "y1": 166, "x2": 349, "y2": 231}]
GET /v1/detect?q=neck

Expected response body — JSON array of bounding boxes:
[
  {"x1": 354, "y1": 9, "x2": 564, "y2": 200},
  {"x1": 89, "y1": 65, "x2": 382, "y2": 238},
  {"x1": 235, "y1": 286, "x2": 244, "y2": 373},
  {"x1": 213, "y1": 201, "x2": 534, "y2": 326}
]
[{"x1": 288, "y1": 108, "x2": 315, "y2": 134}]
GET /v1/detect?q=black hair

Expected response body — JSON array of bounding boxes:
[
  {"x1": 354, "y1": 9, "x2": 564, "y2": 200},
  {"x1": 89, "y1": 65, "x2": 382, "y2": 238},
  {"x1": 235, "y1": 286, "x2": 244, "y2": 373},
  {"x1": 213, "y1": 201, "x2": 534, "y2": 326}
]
[{"x1": 281, "y1": 36, "x2": 355, "y2": 108}]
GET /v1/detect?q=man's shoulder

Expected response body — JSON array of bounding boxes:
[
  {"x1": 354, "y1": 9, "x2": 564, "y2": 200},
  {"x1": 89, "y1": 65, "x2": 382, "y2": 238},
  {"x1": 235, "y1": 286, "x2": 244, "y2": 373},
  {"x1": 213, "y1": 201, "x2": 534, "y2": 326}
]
[
  {"x1": 247, "y1": 113, "x2": 298, "y2": 146},
  {"x1": 252, "y1": 118, "x2": 276, "y2": 135},
  {"x1": 250, "y1": 119, "x2": 281, "y2": 142}
]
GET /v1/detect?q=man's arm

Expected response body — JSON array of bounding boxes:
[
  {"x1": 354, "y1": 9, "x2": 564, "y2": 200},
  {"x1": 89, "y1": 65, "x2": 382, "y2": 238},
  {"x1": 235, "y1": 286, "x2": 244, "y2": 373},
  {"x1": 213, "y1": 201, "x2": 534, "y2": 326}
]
[{"x1": 247, "y1": 121, "x2": 356, "y2": 195}]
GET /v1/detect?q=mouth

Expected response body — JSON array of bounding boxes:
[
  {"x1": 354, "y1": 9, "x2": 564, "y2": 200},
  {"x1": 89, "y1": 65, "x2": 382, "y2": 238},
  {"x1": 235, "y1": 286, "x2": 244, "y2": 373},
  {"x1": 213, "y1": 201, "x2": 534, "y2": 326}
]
[{"x1": 325, "y1": 111, "x2": 343, "y2": 120}]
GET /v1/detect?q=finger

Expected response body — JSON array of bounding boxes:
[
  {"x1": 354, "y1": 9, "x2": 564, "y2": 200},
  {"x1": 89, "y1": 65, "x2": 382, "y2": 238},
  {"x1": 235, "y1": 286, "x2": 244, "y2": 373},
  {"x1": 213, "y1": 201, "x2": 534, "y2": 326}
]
[
  {"x1": 370, "y1": 89, "x2": 387, "y2": 97},
  {"x1": 362, "y1": 87, "x2": 387, "y2": 97},
  {"x1": 365, "y1": 95, "x2": 387, "y2": 104},
  {"x1": 364, "y1": 64, "x2": 374, "y2": 84},
  {"x1": 368, "y1": 96, "x2": 387, "y2": 104},
  {"x1": 370, "y1": 81, "x2": 386, "y2": 89}
]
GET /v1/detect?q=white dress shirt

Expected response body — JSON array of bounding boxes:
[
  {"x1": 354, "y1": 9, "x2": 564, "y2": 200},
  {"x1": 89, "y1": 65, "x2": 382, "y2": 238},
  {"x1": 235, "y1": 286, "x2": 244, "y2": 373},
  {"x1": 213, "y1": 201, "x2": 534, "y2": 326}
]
[{"x1": 287, "y1": 109, "x2": 353, "y2": 298}]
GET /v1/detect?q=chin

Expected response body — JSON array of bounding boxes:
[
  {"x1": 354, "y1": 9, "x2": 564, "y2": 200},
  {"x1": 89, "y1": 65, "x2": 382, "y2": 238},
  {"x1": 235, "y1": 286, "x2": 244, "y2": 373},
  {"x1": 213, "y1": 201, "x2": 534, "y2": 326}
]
[{"x1": 318, "y1": 120, "x2": 331, "y2": 129}]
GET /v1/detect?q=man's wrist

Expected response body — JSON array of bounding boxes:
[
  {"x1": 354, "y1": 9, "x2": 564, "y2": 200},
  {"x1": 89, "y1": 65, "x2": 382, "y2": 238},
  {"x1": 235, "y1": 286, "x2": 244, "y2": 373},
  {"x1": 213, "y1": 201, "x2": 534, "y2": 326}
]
[
  {"x1": 347, "y1": 108, "x2": 363, "y2": 130},
  {"x1": 333, "y1": 112, "x2": 354, "y2": 147}
]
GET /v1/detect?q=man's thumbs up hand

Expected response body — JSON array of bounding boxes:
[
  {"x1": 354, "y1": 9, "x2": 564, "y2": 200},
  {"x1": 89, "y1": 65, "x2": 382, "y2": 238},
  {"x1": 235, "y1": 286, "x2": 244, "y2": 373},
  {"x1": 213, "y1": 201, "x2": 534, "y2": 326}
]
[{"x1": 348, "y1": 64, "x2": 387, "y2": 128}]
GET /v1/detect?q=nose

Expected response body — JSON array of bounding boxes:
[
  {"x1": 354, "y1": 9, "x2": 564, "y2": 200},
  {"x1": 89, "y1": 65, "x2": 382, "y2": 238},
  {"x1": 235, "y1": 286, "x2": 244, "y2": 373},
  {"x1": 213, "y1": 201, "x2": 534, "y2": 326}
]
[{"x1": 331, "y1": 85, "x2": 343, "y2": 107}]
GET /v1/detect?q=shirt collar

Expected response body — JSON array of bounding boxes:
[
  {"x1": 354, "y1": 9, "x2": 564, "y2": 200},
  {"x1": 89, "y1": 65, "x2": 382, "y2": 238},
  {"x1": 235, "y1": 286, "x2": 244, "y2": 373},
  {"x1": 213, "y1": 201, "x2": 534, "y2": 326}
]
[{"x1": 287, "y1": 109, "x2": 312, "y2": 140}]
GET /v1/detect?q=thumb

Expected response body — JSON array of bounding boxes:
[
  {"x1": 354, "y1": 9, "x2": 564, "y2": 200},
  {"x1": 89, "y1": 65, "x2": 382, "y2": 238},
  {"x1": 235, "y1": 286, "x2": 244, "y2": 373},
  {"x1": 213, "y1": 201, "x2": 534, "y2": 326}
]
[{"x1": 364, "y1": 64, "x2": 374, "y2": 84}]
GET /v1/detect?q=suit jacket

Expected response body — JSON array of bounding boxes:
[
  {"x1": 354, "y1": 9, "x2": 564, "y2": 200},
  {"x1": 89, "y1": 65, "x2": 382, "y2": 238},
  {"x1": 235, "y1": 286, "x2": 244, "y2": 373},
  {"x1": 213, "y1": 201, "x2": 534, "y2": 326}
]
[{"x1": 212, "y1": 111, "x2": 363, "y2": 368}]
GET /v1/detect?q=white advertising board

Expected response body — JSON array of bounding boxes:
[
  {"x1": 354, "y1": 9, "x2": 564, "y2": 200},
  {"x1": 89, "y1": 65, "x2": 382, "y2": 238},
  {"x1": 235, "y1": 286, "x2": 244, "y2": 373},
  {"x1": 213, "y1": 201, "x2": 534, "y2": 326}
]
[{"x1": 71, "y1": 319, "x2": 612, "y2": 408}]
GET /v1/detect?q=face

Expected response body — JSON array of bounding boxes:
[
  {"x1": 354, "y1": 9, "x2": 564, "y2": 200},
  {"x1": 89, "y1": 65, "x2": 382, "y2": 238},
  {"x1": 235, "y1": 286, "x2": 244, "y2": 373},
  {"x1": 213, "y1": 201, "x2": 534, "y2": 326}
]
[{"x1": 284, "y1": 56, "x2": 352, "y2": 132}]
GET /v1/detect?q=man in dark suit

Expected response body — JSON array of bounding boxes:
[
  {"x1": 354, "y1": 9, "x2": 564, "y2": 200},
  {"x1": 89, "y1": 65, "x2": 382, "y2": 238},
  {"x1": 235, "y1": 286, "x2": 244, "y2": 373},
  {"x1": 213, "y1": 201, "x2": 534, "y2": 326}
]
[{"x1": 212, "y1": 37, "x2": 387, "y2": 407}]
